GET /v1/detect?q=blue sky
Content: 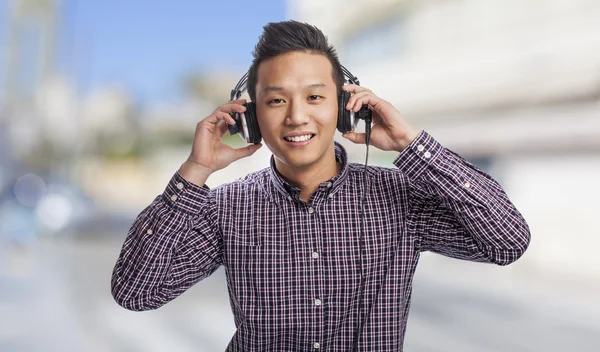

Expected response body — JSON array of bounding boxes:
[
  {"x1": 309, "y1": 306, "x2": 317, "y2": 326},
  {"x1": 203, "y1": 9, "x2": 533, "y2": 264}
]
[{"x1": 1, "y1": 0, "x2": 287, "y2": 105}]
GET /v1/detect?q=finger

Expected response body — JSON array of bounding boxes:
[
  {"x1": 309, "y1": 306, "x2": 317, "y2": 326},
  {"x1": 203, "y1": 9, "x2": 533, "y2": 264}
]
[
  {"x1": 218, "y1": 100, "x2": 247, "y2": 114},
  {"x1": 213, "y1": 111, "x2": 237, "y2": 125},
  {"x1": 351, "y1": 93, "x2": 387, "y2": 114},
  {"x1": 342, "y1": 132, "x2": 366, "y2": 145},
  {"x1": 199, "y1": 112, "x2": 236, "y2": 135},
  {"x1": 233, "y1": 143, "x2": 263, "y2": 161},
  {"x1": 345, "y1": 90, "x2": 372, "y2": 111},
  {"x1": 341, "y1": 84, "x2": 369, "y2": 94}
]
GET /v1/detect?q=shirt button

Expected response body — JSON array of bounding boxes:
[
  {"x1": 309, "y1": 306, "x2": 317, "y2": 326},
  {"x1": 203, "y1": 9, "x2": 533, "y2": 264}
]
[
  {"x1": 424, "y1": 151, "x2": 431, "y2": 159},
  {"x1": 312, "y1": 252, "x2": 319, "y2": 259},
  {"x1": 328, "y1": 193, "x2": 334, "y2": 199},
  {"x1": 176, "y1": 182, "x2": 184, "y2": 190},
  {"x1": 147, "y1": 229, "x2": 153, "y2": 235},
  {"x1": 313, "y1": 342, "x2": 321, "y2": 349},
  {"x1": 170, "y1": 195, "x2": 178, "y2": 202},
  {"x1": 308, "y1": 207, "x2": 315, "y2": 214},
  {"x1": 287, "y1": 196, "x2": 292, "y2": 201},
  {"x1": 417, "y1": 144, "x2": 425, "y2": 152},
  {"x1": 464, "y1": 181, "x2": 471, "y2": 189},
  {"x1": 314, "y1": 299, "x2": 322, "y2": 306},
  {"x1": 326, "y1": 182, "x2": 332, "y2": 188}
]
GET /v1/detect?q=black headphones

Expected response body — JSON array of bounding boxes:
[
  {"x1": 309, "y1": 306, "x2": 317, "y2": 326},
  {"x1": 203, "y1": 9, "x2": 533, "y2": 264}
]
[{"x1": 227, "y1": 65, "x2": 372, "y2": 144}]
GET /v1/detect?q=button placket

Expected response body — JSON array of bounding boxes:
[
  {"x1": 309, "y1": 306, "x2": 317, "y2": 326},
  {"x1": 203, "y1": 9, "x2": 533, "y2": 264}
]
[{"x1": 307, "y1": 201, "x2": 323, "y2": 348}]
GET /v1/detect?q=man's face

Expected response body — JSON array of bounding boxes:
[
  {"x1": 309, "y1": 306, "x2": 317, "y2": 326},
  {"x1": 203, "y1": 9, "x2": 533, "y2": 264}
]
[{"x1": 255, "y1": 51, "x2": 339, "y2": 171}]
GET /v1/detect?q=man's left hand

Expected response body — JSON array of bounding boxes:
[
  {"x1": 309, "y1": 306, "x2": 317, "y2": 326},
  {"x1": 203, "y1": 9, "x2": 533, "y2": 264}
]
[{"x1": 341, "y1": 84, "x2": 421, "y2": 152}]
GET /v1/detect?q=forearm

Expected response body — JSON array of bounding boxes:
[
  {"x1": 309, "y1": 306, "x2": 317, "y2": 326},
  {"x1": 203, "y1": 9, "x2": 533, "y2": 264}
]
[
  {"x1": 110, "y1": 199, "x2": 185, "y2": 310},
  {"x1": 111, "y1": 172, "x2": 222, "y2": 310},
  {"x1": 396, "y1": 131, "x2": 531, "y2": 264}
]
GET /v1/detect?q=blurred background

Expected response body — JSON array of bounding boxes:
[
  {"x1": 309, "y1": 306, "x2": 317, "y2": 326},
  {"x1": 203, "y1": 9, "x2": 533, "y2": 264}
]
[{"x1": 1, "y1": 0, "x2": 599, "y2": 351}]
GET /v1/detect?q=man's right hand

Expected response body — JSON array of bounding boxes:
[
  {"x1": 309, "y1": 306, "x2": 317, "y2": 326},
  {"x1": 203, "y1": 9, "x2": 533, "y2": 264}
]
[{"x1": 178, "y1": 99, "x2": 263, "y2": 186}]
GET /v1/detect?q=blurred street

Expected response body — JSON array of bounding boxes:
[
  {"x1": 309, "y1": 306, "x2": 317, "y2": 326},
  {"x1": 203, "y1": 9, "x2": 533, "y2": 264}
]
[{"x1": 1, "y1": 230, "x2": 599, "y2": 352}]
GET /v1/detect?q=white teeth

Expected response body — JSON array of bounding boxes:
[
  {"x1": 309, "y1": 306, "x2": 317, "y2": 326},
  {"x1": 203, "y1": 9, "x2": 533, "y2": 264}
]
[{"x1": 285, "y1": 134, "x2": 312, "y2": 142}]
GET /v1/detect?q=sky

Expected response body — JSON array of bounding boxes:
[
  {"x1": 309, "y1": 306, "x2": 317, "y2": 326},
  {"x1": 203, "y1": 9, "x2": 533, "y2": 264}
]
[{"x1": 0, "y1": 0, "x2": 287, "y2": 105}]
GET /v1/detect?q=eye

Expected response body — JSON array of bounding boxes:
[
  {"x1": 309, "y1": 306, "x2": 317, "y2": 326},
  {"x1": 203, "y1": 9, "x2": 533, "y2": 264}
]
[
  {"x1": 308, "y1": 95, "x2": 324, "y2": 101},
  {"x1": 268, "y1": 98, "x2": 285, "y2": 105}
]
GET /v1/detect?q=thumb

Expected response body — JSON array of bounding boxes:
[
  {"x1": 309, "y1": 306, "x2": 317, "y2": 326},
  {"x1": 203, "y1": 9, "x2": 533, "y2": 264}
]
[
  {"x1": 342, "y1": 132, "x2": 366, "y2": 145},
  {"x1": 233, "y1": 143, "x2": 263, "y2": 161}
]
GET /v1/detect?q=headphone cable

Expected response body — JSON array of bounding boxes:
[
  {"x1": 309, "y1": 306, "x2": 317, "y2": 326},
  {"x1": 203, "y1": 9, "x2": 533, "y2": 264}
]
[{"x1": 352, "y1": 115, "x2": 371, "y2": 351}]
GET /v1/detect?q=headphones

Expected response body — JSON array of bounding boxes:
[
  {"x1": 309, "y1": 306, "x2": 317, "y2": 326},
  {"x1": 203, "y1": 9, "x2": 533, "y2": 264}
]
[{"x1": 227, "y1": 65, "x2": 372, "y2": 144}]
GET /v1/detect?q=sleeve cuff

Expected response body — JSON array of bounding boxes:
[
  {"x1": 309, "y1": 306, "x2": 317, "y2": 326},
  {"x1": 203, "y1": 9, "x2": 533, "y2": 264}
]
[
  {"x1": 161, "y1": 172, "x2": 211, "y2": 216},
  {"x1": 393, "y1": 130, "x2": 444, "y2": 179}
]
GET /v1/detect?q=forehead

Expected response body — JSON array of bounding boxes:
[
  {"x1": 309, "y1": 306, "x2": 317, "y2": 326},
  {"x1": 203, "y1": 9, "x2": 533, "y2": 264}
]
[{"x1": 256, "y1": 51, "x2": 335, "y2": 86}]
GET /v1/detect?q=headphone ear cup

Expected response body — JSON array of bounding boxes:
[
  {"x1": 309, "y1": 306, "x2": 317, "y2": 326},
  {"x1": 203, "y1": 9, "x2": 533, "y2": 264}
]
[
  {"x1": 227, "y1": 112, "x2": 242, "y2": 136},
  {"x1": 338, "y1": 90, "x2": 353, "y2": 133},
  {"x1": 244, "y1": 102, "x2": 262, "y2": 144}
]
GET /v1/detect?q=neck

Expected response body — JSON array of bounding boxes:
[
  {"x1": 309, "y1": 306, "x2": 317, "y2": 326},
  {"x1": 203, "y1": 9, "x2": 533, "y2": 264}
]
[{"x1": 275, "y1": 143, "x2": 341, "y2": 202}]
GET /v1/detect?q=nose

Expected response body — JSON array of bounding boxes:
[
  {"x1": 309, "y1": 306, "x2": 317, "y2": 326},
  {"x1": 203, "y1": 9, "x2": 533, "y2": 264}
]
[{"x1": 285, "y1": 100, "x2": 310, "y2": 126}]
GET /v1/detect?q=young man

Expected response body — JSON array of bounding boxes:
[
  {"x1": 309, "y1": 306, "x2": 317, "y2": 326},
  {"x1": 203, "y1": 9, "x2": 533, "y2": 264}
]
[{"x1": 111, "y1": 20, "x2": 531, "y2": 351}]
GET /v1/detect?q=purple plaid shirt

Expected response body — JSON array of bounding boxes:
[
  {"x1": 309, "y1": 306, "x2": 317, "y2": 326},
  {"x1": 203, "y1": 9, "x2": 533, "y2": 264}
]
[{"x1": 111, "y1": 131, "x2": 530, "y2": 351}]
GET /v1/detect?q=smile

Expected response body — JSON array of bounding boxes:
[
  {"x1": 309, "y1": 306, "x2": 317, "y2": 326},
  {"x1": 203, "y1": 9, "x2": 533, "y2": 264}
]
[
  {"x1": 283, "y1": 134, "x2": 316, "y2": 146},
  {"x1": 284, "y1": 134, "x2": 315, "y2": 142}
]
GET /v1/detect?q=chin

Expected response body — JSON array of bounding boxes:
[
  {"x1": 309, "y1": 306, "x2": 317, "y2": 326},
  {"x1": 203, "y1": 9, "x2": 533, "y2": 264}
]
[
  {"x1": 276, "y1": 150, "x2": 318, "y2": 168},
  {"x1": 269, "y1": 143, "x2": 318, "y2": 169},
  {"x1": 285, "y1": 156, "x2": 320, "y2": 169}
]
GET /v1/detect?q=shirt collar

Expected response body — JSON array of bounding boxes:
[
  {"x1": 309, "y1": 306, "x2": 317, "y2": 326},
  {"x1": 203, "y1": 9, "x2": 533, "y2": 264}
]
[{"x1": 268, "y1": 141, "x2": 350, "y2": 201}]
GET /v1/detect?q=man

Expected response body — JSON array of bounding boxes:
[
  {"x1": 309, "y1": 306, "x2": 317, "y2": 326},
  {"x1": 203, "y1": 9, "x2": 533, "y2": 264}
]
[{"x1": 111, "y1": 20, "x2": 531, "y2": 351}]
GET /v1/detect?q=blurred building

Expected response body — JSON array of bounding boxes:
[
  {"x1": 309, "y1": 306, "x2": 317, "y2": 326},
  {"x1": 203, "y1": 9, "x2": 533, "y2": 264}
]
[
  {"x1": 289, "y1": 0, "x2": 600, "y2": 282},
  {"x1": 1, "y1": 0, "x2": 63, "y2": 163},
  {"x1": 1, "y1": 0, "x2": 59, "y2": 106}
]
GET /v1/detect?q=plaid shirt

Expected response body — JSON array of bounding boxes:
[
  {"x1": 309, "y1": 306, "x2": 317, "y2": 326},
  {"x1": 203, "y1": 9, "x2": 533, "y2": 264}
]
[{"x1": 111, "y1": 131, "x2": 530, "y2": 351}]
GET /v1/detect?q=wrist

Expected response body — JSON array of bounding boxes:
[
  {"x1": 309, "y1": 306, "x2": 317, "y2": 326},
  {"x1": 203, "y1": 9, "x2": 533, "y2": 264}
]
[
  {"x1": 395, "y1": 128, "x2": 422, "y2": 152},
  {"x1": 178, "y1": 160, "x2": 212, "y2": 187}
]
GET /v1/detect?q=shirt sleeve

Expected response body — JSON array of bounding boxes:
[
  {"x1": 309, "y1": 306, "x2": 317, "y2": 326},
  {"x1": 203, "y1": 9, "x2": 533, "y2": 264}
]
[
  {"x1": 111, "y1": 172, "x2": 223, "y2": 311},
  {"x1": 394, "y1": 131, "x2": 531, "y2": 265}
]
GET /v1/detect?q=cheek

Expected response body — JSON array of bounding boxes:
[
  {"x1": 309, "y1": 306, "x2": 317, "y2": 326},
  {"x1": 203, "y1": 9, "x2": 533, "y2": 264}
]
[
  {"x1": 255, "y1": 114, "x2": 279, "y2": 140},
  {"x1": 313, "y1": 106, "x2": 339, "y2": 132}
]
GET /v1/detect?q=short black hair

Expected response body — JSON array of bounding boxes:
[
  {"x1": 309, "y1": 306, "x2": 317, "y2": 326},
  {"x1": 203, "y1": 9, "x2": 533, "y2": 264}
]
[{"x1": 247, "y1": 20, "x2": 345, "y2": 102}]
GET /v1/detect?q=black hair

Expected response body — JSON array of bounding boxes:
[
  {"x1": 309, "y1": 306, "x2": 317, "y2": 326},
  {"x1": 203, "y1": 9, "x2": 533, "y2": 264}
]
[{"x1": 247, "y1": 20, "x2": 344, "y2": 102}]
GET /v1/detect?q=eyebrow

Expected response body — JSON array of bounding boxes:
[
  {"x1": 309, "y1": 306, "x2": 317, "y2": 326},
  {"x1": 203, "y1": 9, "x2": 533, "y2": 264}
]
[{"x1": 259, "y1": 83, "x2": 326, "y2": 96}]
